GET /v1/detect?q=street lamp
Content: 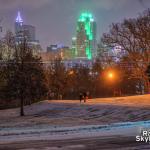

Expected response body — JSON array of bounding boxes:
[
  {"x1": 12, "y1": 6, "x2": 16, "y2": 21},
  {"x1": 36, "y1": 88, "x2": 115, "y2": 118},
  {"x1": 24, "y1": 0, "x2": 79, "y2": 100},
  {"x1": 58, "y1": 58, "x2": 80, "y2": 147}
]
[
  {"x1": 68, "y1": 70, "x2": 74, "y2": 75},
  {"x1": 107, "y1": 71, "x2": 115, "y2": 80},
  {"x1": 108, "y1": 72, "x2": 114, "y2": 79},
  {"x1": 105, "y1": 70, "x2": 118, "y2": 96}
]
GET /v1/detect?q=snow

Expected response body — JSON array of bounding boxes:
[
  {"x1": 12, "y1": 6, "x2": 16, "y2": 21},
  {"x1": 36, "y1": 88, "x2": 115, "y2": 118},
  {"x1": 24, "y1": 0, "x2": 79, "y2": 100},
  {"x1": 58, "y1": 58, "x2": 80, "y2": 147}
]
[
  {"x1": 0, "y1": 94, "x2": 150, "y2": 144},
  {"x1": 1, "y1": 120, "x2": 150, "y2": 144}
]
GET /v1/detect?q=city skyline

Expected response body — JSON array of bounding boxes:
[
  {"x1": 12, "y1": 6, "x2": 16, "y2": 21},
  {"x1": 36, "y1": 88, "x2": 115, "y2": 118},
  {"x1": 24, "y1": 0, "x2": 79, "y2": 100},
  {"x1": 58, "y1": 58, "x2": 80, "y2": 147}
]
[{"x1": 0, "y1": 0, "x2": 150, "y2": 50}]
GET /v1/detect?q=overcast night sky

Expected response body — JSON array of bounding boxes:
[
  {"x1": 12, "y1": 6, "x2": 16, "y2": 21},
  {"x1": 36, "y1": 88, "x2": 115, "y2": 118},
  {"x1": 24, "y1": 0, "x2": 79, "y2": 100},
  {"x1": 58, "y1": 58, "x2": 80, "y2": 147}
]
[{"x1": 0, "y1": 0, "x2": 150, "y2": 50}]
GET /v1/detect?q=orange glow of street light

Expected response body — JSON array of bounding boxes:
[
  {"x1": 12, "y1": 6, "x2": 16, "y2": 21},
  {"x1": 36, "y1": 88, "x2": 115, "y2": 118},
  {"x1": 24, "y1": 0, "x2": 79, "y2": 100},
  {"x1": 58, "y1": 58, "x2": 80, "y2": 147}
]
[
  {"x1": 107, "y1": 71, "x2": 115, "y2": 80},
  {"x1": 68, "y1": 70, "x2": 74, "y2": 75},
  {"x1": 108, "y1": 72, "x2": 114, "y2": 79}
]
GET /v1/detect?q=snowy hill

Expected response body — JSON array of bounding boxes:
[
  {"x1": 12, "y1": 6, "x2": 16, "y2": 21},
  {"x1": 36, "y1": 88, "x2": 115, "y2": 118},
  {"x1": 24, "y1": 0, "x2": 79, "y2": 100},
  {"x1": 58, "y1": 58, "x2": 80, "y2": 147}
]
[
  {"x1": 0, "y1": 95, "x2": 150, "y2": 148},
  {"x1": 0, "y1": 94, "x2": 150, "y2": 127}
]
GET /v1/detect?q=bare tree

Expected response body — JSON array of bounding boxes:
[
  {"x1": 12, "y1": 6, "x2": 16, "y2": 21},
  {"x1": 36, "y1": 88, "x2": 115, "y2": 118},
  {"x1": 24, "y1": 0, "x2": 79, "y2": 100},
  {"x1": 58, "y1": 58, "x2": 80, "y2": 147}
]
[{"x1": 101, "y1": 9, "x2": 150, "y2": 93}]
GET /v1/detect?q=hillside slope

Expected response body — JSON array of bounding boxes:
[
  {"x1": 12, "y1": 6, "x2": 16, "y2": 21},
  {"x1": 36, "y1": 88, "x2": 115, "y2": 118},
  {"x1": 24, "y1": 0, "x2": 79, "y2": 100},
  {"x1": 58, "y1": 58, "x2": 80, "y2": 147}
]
[{"x1": 0, "y1": 95, "x2": 150, "y2": 128}]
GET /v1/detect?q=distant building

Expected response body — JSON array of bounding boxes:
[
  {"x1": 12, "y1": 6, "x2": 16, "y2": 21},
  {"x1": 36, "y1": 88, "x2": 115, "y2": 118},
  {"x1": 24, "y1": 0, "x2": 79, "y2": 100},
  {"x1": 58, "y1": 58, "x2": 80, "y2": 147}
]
[
  {"x1": 23, "y1": 25, "x2": 36, "y2": 42},
  {"x1": 42, "y1": 44, "x2": 93, "y2": 68},
  {"x1": 15, "y1": 12, "x2": 37, "y2": 42},
  {"x1": 47, "y1": 44, "x2": 59, "y2": 52},
  {"x1": 40, "y1": 52, "x2": 93, "y2": 69},
  {"x1": 46, "y1": 44, "x2": 72, "y2": 60},
  {"x1": 15, "y1": 11, "x2": 24, "y2": 42},
  {"x1": 72, "y1": 12, "x2": 97, "y2": 60},
  {"x1": 14, "y1": 11, "x2": 41, "y2": 54},
  {"x1": 63, "y1": 59, "x2": 93, "y2": 69},
  {"x1": 15, "y1": 11, "x2": 23, "y2": 32}
]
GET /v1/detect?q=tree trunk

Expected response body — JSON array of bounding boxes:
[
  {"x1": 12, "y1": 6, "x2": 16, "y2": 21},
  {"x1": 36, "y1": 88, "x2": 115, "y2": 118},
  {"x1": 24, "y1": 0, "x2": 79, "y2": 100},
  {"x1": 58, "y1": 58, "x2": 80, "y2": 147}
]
[
  {"x1": 20, "y1": 97, "x2": 24, "y2": 116},
  {"x1": 20, "y1": 86, "x2": 24, "y2": 116}
]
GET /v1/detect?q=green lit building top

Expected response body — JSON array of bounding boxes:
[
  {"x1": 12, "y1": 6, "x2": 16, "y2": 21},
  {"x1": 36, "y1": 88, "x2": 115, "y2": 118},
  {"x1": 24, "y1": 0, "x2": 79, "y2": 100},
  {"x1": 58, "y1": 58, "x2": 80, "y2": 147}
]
[{"x1": 72, "y1": 12, "x2": 97, "y2": 60}]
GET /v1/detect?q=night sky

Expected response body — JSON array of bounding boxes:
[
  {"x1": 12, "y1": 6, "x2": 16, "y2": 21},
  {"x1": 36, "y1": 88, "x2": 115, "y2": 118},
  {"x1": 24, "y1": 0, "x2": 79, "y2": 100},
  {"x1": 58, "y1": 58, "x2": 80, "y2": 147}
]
[{"x1": 0, "y1": 0, "x2": 150, "y2": 50}]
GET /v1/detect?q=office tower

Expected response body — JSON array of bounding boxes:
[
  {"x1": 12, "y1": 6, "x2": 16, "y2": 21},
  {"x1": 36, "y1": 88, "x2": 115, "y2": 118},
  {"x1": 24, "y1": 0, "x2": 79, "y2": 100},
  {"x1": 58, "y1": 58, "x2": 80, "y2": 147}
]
[
  {"x1": 46, "y1": 44, "x2": 71, "y2": 60},
  {"x1": 14, "y1": 11, "x2": 41, "y2": 54},
  {"x1": 15, "y1": 11, "x2": 37, "y2": 43},
  {"x1": 15, "y1": 11, "x2": 23, "y2": 33},
  {"x1": 15, "y1": 11, "x2": 24, "y2": 42},
  {"x1": 75, "y1": 12, "x2": 97, "y2": 60},
  {"x1": 22, "y1": 25, "x2": 36, "y2": 42}
]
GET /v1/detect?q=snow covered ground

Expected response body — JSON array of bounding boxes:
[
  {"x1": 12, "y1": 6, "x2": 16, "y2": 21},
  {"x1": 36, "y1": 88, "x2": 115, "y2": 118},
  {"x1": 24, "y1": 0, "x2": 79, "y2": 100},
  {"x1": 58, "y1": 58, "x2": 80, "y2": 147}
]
[
  {"x1": 1, "y1": 120, "x2": 150, "y2": 144},
  {"x1": 0, "y1": 95, "x2": 150, "y2": 149}
]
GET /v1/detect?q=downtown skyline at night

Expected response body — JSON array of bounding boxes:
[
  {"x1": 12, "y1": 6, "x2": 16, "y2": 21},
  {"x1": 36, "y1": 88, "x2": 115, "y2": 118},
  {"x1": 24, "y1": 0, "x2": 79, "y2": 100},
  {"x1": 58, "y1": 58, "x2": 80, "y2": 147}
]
[
  {"x1": 0, "y1": 0, "x2": 150, "y2": 49},
  {"x1": 0, "y1": 1, "x2": 150, "y2": 149}
]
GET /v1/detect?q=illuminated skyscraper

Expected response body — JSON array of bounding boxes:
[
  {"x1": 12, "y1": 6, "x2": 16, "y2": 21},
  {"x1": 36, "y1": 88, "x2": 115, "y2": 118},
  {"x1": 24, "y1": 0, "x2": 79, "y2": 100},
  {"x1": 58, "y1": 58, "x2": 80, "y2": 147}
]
[
  {"x1": 75, "y1": 12, "x2": 97, "y2": 60},
  {"x1": 14, "y1": 11, "x2": 41, "y2": 54},
  {"x1": 15, "y1": 11, "x2": 23, "y2": 31},
  {"x1": 15, "y1": 11, "x2": 24, "y2": 42},
  {"x1": 15, "y1": 11, "x2": 37, "y2": 43}
]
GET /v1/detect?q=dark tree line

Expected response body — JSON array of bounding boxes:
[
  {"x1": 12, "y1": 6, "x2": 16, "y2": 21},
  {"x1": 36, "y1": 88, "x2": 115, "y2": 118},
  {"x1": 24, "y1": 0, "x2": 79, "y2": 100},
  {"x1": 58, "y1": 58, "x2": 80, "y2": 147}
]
[{"x1": 46, "y1": 58, "x2": 138, "y2": 99}]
